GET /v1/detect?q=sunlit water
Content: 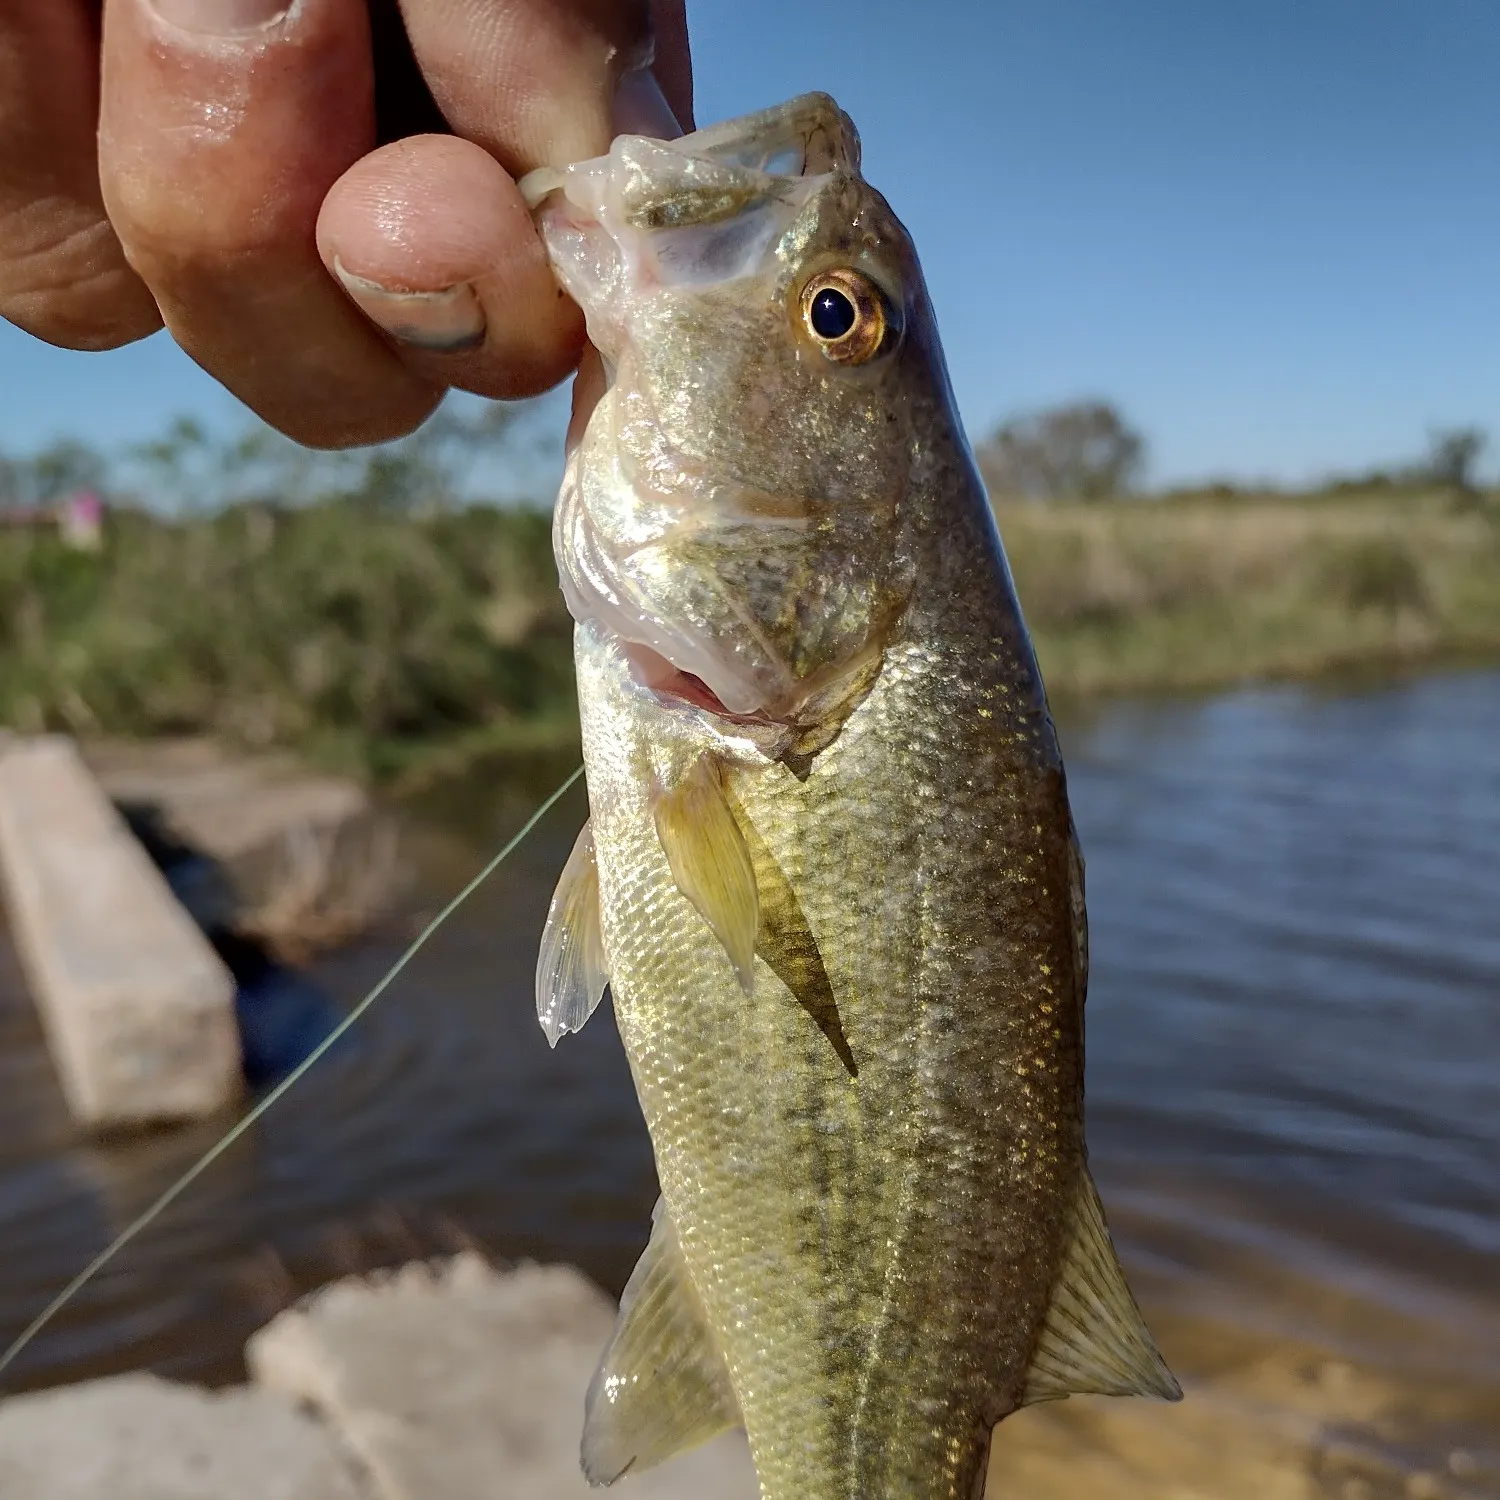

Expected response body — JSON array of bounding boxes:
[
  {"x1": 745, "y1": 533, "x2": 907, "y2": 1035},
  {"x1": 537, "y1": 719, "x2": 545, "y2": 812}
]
[{"x1": 1, "y1": 670, "x2": 1496, "y2": 1487}]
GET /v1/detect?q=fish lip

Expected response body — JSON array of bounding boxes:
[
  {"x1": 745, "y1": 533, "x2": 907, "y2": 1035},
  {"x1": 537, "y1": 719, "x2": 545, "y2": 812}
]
[
  {"x1": 623, "y1": 642, "x2": 791, "y2": 729},
  {"x1": 519, "y1": 92, "x2": 860, "y2": 213},
  {"x1": 619, "y1": 639, "x2": 886, "y2": 778}
]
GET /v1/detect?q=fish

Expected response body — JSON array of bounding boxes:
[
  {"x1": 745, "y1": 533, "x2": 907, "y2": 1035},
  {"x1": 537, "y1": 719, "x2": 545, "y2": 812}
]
[{"x1": 522, "y1": 93, "x2": 1180, "y2": 1500}]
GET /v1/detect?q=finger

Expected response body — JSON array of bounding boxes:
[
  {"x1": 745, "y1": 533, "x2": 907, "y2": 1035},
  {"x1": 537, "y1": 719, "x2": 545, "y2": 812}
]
[
  {"x1": 648, "y1": 0, "x2": 693, "y2": 131},
  {"x1": 0, "y1": 0, "x2": 161, "y2": 348},
  {"x1": 325, "y1": 0, "x2": 690, "y2": 398},
  {"x1": 318, "y1": 134, "x2": 584, "y2": 400},
  {"x1": 98, "y1": 0, "x2": 441, "y2": 447},
  {"x1": 367, "y1": 0, "x2": 448, "y2": 144},
  {"x1": 395, "y1": 0, "x2": 682, "y2": 175},
  {"x1": 567, "y1": 345, "x2": 607, "y2": 454}
]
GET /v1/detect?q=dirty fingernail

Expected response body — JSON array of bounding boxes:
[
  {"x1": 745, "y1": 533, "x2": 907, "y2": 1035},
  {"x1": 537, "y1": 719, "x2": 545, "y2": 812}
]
[
  {"x1": 147, "y1": 0, "x2": 293, "y2": 35},
  {"x1": 333, "y1": 261, "x2": 486, "y2": 352},
  {"x1": 613, "y1": 68, "x2": 682, "y2": 141}
]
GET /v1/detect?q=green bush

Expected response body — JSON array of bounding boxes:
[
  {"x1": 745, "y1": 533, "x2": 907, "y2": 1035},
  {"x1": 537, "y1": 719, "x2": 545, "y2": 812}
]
[
  {"x1": 1315, "y1": 536, "x2": 1430, "y2": 618},
  {"x1": 0, "y1": 500, "x2": 576, "y2": 769}
]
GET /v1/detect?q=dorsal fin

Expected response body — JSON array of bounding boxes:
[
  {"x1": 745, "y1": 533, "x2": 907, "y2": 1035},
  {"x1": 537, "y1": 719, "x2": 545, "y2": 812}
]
[
  {"x1": 583, "y1": 1199, "x2": 742, "y2": 1484},
  {"x1": 1022, "y1": 1165, "x2": 1182, "y2": 1406},
  {"x1": 652, "y1": 756, "x2": 758, "y2": 993},
  {"x1": 535, "y1": 820, "x2": 610, "y2": 1046}
]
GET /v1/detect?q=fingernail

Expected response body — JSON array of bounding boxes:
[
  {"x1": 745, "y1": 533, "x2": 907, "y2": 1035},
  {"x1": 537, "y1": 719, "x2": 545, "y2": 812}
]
[
  {"x1": 147, "y1": 0, "x2": 293, "y2": 35},
  {"x1": 613, "y1": 68, "x2": 683, "y2": 141},
  {"x1": 332, "y1": 260, "x2": 486, "y2": 352}
]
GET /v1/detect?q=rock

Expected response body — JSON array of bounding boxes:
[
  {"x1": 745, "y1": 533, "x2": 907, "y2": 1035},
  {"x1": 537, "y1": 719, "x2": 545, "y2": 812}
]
[
  {"x1": 84, "y1": 738, "x2": 402, "y2": 960},
  {"x1": 0, "y1": 1373, "x2": 366, "y2": 1500},
  {"x1": 0, "y1": 736, "x2": 240, "y2": 1128},
  {"x1": 248, "y1": 1254, "x2": 760, "y2": 1500}
]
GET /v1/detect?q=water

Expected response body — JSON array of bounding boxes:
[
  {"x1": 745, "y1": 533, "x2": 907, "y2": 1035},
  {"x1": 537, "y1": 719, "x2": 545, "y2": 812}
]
[
  {"x1": 0, "y1": 671, "x2": 1496, "y2": 1487},
  {"x1": 1073, "y1": 672, "x2": 1500, "y2": 1257}
]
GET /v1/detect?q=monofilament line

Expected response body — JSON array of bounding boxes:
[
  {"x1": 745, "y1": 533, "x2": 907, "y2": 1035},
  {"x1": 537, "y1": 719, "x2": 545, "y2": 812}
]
[{"x1": 0, "y1": 763, "x2": 585, "y2": 1383}]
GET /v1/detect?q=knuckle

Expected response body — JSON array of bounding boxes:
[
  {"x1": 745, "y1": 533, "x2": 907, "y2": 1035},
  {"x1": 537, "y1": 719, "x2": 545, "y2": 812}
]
[
  {"x1": 110, "y1": 181, "x2": 318, "y2": 280},
  {"x1": 0, "y1": 208, "x2": 161, "y2": 348}
]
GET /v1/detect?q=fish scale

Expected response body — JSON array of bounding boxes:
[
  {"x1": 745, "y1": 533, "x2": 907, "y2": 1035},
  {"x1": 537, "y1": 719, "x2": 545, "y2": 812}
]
[{"x1": 527, "y1": 92, "x2": 1179, "y2": 1500}]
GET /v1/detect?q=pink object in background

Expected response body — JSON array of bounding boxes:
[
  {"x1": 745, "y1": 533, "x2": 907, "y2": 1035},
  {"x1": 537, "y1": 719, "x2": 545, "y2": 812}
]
[
  {"x1": 57, "y1": 490, "x2": 104, "y2": 550},
  {"x1": 0, "y1": 489, "x2": 105, "y2": 549}
]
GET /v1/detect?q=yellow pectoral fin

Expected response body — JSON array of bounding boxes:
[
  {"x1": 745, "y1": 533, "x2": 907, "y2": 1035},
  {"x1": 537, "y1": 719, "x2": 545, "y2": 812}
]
[
  {"x1": 535, "y1": 820, "x2": 610, "y2": 1046},
  {"x1": 1022, "y1": 1165, "x2": 1182, "y2": 1407},
  {"x1": 652, "y1": 756, "x2": 759, "y2": 993},
  {"x1": 583, "y1": 1199, "x2": 742, "y2": 1485}
]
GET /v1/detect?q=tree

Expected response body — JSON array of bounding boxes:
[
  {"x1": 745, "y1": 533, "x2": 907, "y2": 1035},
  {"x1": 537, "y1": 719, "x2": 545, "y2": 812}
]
[
  {"x1": 1425, "y1": 427, "x2": 1488, "y2": 494},
  {"x1": 127, "y1": 396, "x2": 531, "y2": 514},
  {"x1": 977, "y1": 400, "x2": 1146, "y2": 502}
]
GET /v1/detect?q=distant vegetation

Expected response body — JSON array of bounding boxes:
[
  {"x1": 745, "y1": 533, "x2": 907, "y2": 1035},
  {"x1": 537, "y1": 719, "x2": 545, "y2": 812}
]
[
  {"x1": 0, "y1": 400, "x2": 1496, "y2": 783},
  {"x1": 984, "y1": 403, "x2": 1500, "y2": 695},
  {"x1": 1003, "y1": 487, "x2": 1500, "y2": 698},
  {"x1": 977, "y1": 400, "x2": 1147, "y2": 502},
  {"x1": 0, "y1": 404, "x2": 577, "y2": 782}
]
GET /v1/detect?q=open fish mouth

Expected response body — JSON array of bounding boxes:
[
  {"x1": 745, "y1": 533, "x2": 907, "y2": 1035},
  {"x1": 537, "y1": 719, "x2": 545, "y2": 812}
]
[{"x1": 620, "y1": 636, "x2": 890, "y2": 779}]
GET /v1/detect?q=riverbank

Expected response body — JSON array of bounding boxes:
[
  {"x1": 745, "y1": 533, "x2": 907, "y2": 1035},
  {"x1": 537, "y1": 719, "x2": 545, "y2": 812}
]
[
  {"x1": 3, "y1": 1235, "x2": 1493, "y2": 1500},
  {"x1": 1005, "y1": 486, "x2": 1500, "y2": 700},
  {"x1": 0, "y1": 1255, "x2": 756, "y2": 1500},
  {"x1": 3, "y1": 488, "x2": 1496, "y2": 787}
]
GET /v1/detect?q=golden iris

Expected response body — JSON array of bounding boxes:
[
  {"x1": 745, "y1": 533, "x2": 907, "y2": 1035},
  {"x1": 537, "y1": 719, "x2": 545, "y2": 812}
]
[{"x1": 798, "y1": 269, "x2": 893, "y2": 365}]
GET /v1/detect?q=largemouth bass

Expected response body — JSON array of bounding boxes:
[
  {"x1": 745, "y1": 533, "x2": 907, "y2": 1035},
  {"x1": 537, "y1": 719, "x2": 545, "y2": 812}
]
[{"x1": 523, "y1": 94, "x2": 1179, "y2": 1500}]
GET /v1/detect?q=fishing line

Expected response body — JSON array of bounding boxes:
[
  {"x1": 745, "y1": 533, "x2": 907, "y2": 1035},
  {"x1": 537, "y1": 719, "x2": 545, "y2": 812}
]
[{"x1": 0, "y1": 763, "x2": 585, "y2": 1383}]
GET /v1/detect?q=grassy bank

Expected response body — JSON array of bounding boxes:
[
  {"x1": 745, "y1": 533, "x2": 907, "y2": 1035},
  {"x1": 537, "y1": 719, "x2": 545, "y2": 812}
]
[
  {"x1": 1003, "y1": 487, "x2": 1500, "y2": 699},
  {"x1": 1, "y1": 487, "x2": 1496, "y2": 781},
  {"x1": 0, "y1": 500, "x2": 577, "y2": 780}
]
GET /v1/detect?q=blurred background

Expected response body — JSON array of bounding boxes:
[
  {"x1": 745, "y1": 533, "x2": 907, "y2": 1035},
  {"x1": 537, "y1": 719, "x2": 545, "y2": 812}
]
[{"x1": 0, "y1": 2, "x2": 1495, "y2": 1497}]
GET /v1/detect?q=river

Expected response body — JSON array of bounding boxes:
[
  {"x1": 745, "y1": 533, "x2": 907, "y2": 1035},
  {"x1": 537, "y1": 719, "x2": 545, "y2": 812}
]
[{"x1": 1, "y1": 670, "x2": 1496, "y2": 1495}]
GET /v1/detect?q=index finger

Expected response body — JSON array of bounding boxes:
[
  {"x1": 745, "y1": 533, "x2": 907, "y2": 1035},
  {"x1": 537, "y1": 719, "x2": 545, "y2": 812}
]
[
  {"x1": 396, "y1": 0, "x2": 693, "y2": 173},
  {"x1": 317, "y1": 0, "x2": 690, "y2": 403}
]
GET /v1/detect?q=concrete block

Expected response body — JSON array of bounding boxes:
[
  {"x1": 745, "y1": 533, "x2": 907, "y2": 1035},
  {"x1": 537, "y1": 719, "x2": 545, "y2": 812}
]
[
  {"x1": 85, "y1": 738, "x2": 401, "y2": 959},
  {"x1": 0, "y1": 736, "x2": 240, "y2": 1128},
  {"x1": 0, "y1": 1373, "x2": 367, "y2": 1500},
  {"x1": 248, "y1": 1255, "x2": 760, "y2": 1500}
]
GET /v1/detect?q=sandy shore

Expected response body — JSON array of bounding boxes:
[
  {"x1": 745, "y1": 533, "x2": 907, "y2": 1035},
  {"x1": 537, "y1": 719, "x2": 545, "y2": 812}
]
[{"x1": 985, "y1": 1180, "x2": 1500, "y2": 1500}]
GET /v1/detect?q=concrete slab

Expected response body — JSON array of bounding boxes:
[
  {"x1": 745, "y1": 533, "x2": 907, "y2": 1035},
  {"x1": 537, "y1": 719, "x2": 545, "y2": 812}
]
[
  {"x1": 0, "y1": 1373, "x2": 367, "y2": 1500},
  {"x1": 248, "y1": 1255, "x2": 760, "y2": 1500},
  {"x1": 0, "y1": 736, "x2": 240, "y2": 1128}
]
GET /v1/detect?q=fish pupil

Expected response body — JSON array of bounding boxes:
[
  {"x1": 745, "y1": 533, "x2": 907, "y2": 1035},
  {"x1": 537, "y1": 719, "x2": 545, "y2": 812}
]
[{"x1": 810, "y1": 287, "x2": 857, "y2": 339}]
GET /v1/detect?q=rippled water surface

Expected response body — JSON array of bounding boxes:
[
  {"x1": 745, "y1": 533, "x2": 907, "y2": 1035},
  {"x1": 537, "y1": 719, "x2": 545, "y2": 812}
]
[{"x1": 1, "y1": 671, "x2": 1496, "y2": 1483}]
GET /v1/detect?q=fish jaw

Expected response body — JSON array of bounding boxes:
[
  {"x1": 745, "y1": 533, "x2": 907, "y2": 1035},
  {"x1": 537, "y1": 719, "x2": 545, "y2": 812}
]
[{"x1": 528, "y1": 94, "x2": 922, "y2": 736}]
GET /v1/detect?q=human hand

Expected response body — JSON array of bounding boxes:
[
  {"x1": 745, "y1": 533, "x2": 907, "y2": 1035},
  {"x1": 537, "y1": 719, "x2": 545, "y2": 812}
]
[{"x1": 0, "y1": 0, "x2": 691, "y2": 446}]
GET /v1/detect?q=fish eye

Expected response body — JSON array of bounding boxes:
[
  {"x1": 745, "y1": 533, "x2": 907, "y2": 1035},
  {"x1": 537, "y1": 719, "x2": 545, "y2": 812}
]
[
  {"x1": 810, "y1": 288, "x2": 856, "y2": 339},
  {"x1": 798, "y1": 269, "x2": 896, "y2": 365}
]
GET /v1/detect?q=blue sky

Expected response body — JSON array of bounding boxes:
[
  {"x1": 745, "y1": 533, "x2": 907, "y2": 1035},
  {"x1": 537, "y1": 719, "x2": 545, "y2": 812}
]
[{"x1": 1, "y1": 0, "x2": 1495, "y2": 488}]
